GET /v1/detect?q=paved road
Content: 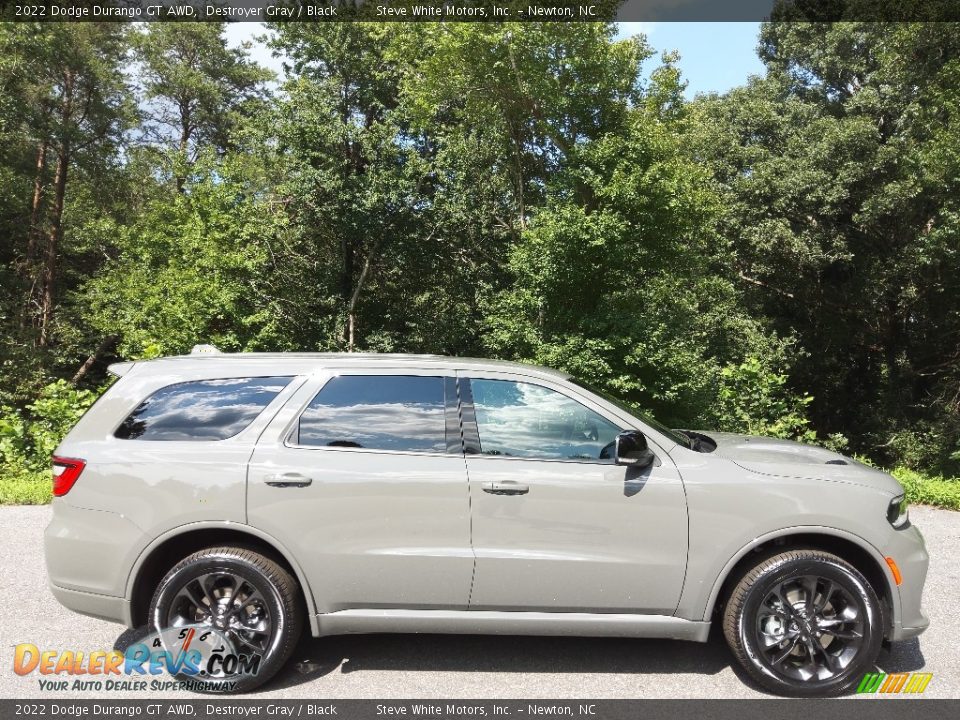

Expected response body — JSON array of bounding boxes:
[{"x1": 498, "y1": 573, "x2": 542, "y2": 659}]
[{"x1": 1, "y1": 505, "x2": 958, "y2": 699}]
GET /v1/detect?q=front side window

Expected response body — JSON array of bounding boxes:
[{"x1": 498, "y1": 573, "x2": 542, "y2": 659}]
[
  {"x1": 296, "y1": 375, "x2": 446, "y2": 453},
  {"x1": 115, "y1": 377, "x2": 292, "y2": 441},
  {"x1": 469, "y1": 379, "x2": 622, "y2": 461},
  {"x1": 569, "y1": 377, "x2": 690, "y2": 448}
]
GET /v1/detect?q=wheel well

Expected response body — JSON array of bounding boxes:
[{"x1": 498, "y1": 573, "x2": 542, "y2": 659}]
[
  {"x1": 713, "y1": 533, "x2": 894, "y2": 632},
  {"x1": 129, "y1": 528, "x2": 306, "y2": 627}
]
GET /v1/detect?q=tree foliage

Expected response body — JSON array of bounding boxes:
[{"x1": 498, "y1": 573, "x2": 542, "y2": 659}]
[
  {"x1": 692, "y1": 22, "x2": 960, "y2": 470},
  {"x1": 2, "y1": 20, "x2": 959, "y2": 487},
  {"x1": 132, "y1": 23, "x2": 272, "y2": 189}
]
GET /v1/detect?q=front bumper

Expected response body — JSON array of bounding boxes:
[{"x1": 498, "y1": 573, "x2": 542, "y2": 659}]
[
  {"x1": 883, "y1": 521, "x2": 930, "y2": 641},
  {"x1": 894, "y1": 607, "x2": 930, "y2": 641}
]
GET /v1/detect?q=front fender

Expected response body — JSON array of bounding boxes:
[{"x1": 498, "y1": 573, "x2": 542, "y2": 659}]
[{"x1": 695, "y1": 524, "x2": 899, "y2": 630}]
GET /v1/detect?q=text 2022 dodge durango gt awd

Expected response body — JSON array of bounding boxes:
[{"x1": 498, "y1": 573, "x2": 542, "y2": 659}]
[{"x1": 44, "y1": 349, "x2": 928, "y2": 695}]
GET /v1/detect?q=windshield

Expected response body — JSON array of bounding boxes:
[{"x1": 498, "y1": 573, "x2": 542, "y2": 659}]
[{"x1": 569, "y1": 378, "x2": 691, "y2": 448}]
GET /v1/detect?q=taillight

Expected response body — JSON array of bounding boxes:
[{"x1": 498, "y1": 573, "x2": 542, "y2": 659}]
[{"x1": 52, "y1": 456, "x2": 85, "y2": 497}]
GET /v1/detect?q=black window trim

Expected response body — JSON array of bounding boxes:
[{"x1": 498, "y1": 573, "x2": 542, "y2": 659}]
[
  {"x1": 283, "y1": 372, "x2": 466, "y2": 458},
  {"x1": 445, "y1": 376, "x2": 464, "y2": 454},
  {"x1": 458, "y1": 377, "x2": 481, "y2": 455}
]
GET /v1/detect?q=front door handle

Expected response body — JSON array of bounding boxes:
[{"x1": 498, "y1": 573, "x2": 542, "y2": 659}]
[
  {"x1": 265, "y1": 472, "x2": 313, "y2": 488},
  {"x1": 482, "y1": 481, "x2": 529, "y2": 496}
]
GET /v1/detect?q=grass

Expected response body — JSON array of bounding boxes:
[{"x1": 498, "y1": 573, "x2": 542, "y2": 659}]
[
  {"x1": 1, "y1": 463, "x2": 958, "y2": 510},
  {"x1": 0, "y1": 467, "x2": 52, "y2": 505},
  {"x1": 892, "y1": 467, "x2": 960, "y2": 511}
]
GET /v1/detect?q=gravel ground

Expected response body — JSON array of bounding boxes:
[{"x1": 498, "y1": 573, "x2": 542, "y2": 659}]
[{"x1": 1, "y1": 504, "x2": 957, "y2": 699}]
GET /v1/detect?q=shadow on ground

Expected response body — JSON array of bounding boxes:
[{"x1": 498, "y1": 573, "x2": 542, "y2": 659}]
[
  {"x1": 877, "y1": 638, "x2": 926, "y2": 673},
  {"x1": 267, "y1": 632, "x2": 736, "y2": 692},
  {"x1": 111, "y1": 624, "x2": 926, "y2": 696}
]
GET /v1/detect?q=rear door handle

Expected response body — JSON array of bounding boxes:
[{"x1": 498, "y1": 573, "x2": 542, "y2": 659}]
[
  {"x1": 265, "y1": 472, "x2": 313, "y2": 488},
  {"x1": 482, "y1": 481, "x2": 529, "y2": 496}
]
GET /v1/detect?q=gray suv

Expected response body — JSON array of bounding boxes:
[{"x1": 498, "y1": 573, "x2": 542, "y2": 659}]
[{"x1": 45, "y1": 349, "x2": 929, "y2": 696}]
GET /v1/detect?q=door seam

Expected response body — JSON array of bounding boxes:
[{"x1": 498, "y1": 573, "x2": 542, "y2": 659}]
[{"x1": 457, "y1": 374, "x2": 478, "y2": 608}]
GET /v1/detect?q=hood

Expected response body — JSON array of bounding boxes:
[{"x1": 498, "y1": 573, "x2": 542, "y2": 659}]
[{"x1": 696, "y1": 431, "x2": 903, "y2": 496}]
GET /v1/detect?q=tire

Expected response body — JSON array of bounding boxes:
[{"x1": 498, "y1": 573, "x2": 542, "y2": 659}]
[
  {"x1": 722, "y1": 549, "x2": 883, "y2": 697},
  {"x1": 148, "y1": 546, "x2": 304, "y2": 693}
]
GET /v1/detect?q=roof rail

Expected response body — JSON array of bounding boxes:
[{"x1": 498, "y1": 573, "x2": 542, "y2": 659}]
[{"x1": 190, "y1": 344, "x2": 221, "y2": 355}]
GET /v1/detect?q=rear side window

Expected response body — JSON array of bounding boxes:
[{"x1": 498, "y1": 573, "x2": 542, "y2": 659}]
[
  {"x1": 115, "y1": 377, "x2": 292, "y2": 441},
  {"x1": 296, "y1": 375, "x2": 446, "y2": 453}
]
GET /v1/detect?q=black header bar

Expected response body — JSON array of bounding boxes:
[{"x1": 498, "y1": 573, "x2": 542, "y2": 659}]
[{"x1": 2, "y1": 0, "x2": 960, "y2": 23}]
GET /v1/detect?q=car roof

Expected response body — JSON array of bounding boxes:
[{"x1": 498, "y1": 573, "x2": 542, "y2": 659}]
[{"x1": 110, "y1": 352, "x2": 572, "y2": 382}]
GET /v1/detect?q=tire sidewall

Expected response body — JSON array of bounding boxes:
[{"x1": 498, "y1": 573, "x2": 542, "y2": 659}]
[
  {"x1": 738, "y1": 556, "x2": 882, "y2": 697},
  {"x1": 149, "y1": 552, "x2": 291, "y2": 693}
]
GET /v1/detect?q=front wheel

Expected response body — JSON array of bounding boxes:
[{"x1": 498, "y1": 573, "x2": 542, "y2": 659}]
[
  {"x1": 148, "y1": 546, "x2": 304, "y2": 693},
  {"x1": 723, "y1": 549, "x2": 883, "y2": 697}
]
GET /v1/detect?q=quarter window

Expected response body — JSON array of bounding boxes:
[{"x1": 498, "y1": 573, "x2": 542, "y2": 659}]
[
  {"x1": 470, "y1": 379, "x2": 621, "y2": 461},
  {"x1": 115, "y1": 377, "x2": 292, "y2": 441},
  {"x1": 297, "y1": 375, "x2": 447, "y2": 453}
]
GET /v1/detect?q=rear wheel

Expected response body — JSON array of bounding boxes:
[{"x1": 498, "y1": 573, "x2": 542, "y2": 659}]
[
  {"x1": 148, "y1": 546, "x2": 303, "y2": 693},
  {"x1": 723, "y1": 549, "x2": 883, "y2": 697}
]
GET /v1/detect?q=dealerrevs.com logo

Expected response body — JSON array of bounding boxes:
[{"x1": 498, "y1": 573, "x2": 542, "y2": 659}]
[
  {"x1": 13, "y1": 626, "x2": 261, "y2": 693},
  {"x1": 856, "y1": 672, "x2": 933, "y2": 694}
]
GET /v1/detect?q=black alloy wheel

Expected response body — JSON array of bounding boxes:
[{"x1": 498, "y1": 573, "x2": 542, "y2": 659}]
[
  {"x1": 723, "y1": 549, "x2": 884, "y2": 696},
  {"x1": 149, "y1": 546, "x2": 304, "y2": 692}
]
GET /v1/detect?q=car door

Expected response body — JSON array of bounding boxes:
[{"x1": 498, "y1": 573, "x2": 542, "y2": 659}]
[
  {"x1": 461, "y1": 371, "x2": 689, "y2": 615},
  {"x1": 247, "y1": 370, "x2": 473, "y2": 613}
]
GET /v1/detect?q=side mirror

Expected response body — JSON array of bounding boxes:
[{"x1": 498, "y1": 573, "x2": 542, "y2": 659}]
[{"x1": 615, "y1": 430, "x2": 655, "y2": 468}]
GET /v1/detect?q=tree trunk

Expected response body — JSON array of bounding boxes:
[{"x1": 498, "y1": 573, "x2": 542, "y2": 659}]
[
  {"x1": 175, "y1": 100, "x2": 190, "y2": 192},
  {"x1": 345, "y1": 238, "x2": 382, "y2": 352},
  {"x1": 26, "y1": 137, "x2": 49, "y2": 263},
  {"x1": 71, "y1": 335, "x2": 118, "y2": 385},
  {"x1": 39, "y1": 70, "x2": 74, "y2": 347},
  {"x1": 21, "y1": 138, "x2": 50, "y2": 330},
  {"x1": 339, "y1": 237, "x2": 355, "y2": 345},
  {"x1": 39, "y1": 145, "x2": 69, "y2": 347},
  {"x1": 509, "y1": 122, "x2": 527, "y2": 230}
]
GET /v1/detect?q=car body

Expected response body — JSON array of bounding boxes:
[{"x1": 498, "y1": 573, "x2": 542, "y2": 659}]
[{"x1": 44, "y1": 350, "x2": 929, "y2": 695}]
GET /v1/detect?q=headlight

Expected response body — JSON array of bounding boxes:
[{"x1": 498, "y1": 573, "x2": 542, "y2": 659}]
[{"x1": 887, "y1": 494, "x2": 909, "y2": 528}]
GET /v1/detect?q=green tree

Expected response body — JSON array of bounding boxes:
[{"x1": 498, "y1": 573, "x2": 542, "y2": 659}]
[
  {"x1": 79, "y1": 153, "x2": 293, "y2": 358},
  {"x1": 396, "y1": 23, "x2": 646, "y2": 227},
  {"x1": 132, "y1": 23, "x2": 272, "y2": 190},
  {"x1": 268, "y1": 23, "x2": 444, "y2": 351},
  {"x1": 692, "y1": 22, "x2": 960, "y2": 470},
  {"x1": 392, "y1": 23, "x2": 808, "y2": 432},
  {"x1": 482, "y1": 96, "x2": 803, "y2": 430},
  {"x1": 0, "y1": 23, "x2": 132, "y2": 405}
]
